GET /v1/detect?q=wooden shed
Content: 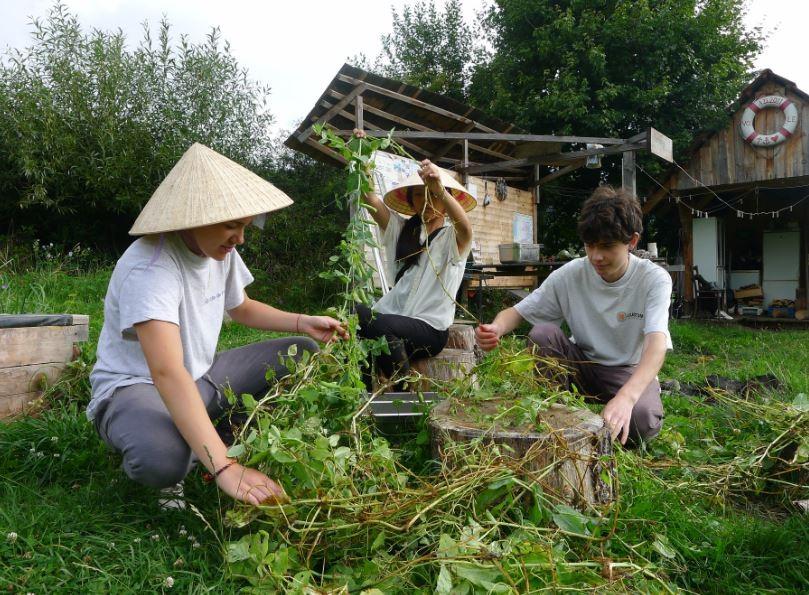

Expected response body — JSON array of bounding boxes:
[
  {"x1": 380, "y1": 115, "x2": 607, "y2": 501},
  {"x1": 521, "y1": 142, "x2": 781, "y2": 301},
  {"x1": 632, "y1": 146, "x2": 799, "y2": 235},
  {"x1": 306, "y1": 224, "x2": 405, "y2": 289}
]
[
  {"x1": 287, "y1": 64, "x2": 671, "y2": 290},
  {"x1": 643, "y1": 70, "x2": 809, "y2": 312}
]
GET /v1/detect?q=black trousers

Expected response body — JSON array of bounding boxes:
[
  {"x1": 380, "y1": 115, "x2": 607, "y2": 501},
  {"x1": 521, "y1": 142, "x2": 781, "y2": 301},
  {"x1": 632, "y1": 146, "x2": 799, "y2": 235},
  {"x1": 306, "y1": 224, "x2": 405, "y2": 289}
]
[{"x1": 355, "y1": 303, "x2": 448, "y2": 390}]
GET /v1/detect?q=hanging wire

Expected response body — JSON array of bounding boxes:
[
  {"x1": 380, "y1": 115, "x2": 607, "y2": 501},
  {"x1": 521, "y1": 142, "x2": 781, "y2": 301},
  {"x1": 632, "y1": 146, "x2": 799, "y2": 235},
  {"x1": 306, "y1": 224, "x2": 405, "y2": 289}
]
[{"x1": 636, "y1": 161, "x2": 809, "y2": 218}]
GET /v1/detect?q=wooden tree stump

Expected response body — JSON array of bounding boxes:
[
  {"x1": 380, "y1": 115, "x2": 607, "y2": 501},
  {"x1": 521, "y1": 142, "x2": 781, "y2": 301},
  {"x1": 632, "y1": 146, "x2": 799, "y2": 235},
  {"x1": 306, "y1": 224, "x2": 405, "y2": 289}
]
[
  {"x1": 429, "y1": 400, "x2": 614, "y2": 508},
  {"x1": 411, "y1": 348, "x2": 477, "y2": 390},
  {"x1": 445, "y1": 323, "x2": 476, "y2": 352}
]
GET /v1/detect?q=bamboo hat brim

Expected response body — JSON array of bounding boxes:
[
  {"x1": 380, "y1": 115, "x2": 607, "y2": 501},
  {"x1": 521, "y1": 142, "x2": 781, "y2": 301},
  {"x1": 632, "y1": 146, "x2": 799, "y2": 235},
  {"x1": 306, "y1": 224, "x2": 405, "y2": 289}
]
[
  {"x1": 382, "y1": 168, "x2": 476, "y2": 216},
  {"x1": 129, "y1": 143, "x2": 293, "y2": 235}
]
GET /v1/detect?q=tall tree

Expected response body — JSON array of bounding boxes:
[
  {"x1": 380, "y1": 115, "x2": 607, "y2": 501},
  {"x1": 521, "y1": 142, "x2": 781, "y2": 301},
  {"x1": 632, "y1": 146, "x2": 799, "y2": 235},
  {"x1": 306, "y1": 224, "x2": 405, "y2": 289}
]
[
  {"x1": 0, "y1": 2, "x2": 275, "y2": 249},
  {"x1": 470, "y1": 0, "x2": 762, "y2": 153},
  {"x1": 375, "y1": 0, "x2": 480, "y2": 102}
]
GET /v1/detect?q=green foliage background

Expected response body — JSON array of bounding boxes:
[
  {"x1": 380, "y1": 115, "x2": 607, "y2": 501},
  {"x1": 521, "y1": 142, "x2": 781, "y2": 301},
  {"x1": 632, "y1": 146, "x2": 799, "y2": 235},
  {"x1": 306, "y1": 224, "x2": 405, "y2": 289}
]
[{"x1": 367, "y1": 0, "x2": 763, "y2": 252}]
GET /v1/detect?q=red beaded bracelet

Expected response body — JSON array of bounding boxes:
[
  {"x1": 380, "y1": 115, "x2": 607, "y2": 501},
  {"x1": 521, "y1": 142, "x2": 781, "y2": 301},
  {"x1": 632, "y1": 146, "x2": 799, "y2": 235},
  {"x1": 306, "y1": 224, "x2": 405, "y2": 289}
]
[{"x1": 202, "y1": 460, "x2": 237, "y2": 483}]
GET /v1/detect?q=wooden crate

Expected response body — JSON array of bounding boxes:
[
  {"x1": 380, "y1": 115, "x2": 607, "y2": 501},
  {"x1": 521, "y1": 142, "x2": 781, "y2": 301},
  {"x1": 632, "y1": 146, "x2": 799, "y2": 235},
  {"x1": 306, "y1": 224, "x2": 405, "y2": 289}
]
[{"x1": 0, "y1": 314, "x2": 89, "y2": 418}]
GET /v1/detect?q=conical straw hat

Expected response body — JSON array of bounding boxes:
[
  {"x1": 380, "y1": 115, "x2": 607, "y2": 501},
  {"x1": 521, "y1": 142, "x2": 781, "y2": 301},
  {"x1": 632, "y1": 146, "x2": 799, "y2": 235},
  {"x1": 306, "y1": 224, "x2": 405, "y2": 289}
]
[
  {"x1": 382, "y1": 168, "x2": 476, "y2": 216},
  {"x1": 129, "y1": 143, "x2": 293, "y2": 235}
]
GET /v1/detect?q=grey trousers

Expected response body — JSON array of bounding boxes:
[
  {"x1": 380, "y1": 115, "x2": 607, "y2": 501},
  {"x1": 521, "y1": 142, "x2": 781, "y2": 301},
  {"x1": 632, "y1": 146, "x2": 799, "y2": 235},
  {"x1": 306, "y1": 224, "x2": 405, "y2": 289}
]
[
  {"x1": 94, "y1": 337, "x2": 318, "y2": 488},
  {"x1": 527, "y1": 323, "x2": 664, "y2": 446}
]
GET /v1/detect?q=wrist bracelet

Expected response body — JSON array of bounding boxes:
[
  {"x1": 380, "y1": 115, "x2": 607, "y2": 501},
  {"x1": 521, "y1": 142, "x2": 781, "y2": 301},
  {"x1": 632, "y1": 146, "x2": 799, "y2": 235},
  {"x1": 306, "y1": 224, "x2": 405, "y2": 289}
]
[{"x1": 203, "y1": 460, "x2": 237, "y2": 483}]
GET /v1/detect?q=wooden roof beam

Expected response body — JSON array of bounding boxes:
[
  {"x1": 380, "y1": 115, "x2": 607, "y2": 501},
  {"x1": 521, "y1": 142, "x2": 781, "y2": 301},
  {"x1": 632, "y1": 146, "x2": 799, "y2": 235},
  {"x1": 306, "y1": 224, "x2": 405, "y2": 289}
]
[
  {"x1": 335, "y1": 130, "x2": 626, "y2": 145},
  {"x1": 322, "y1": 93, "x2": 516, "y2": 161},
  {"x1": 536, "y1": 161, "x2": 586, "y2": 186},
  {"x1": 296, "y1": 82, "x2": 366, "y2": 142},
  {"x1": 337, "y1": 73, "x2": 475, "y2": 126},
  {"x1": 462, "y1": 137, "x2": 647, "y2": 175}
]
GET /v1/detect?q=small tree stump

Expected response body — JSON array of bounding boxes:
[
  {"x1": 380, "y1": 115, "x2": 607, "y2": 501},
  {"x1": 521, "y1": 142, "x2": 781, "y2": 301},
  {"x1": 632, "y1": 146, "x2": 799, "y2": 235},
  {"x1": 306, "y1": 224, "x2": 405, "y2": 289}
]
[
  {"x1": 411, "y1": 348, "x2": 477, "y2": 391},
  {"x1": 429, "y1": 400, "x2": 614, "y2": 508},
  {"x1": 445, "y1": 323, "x2": 476, "y2": 352}
]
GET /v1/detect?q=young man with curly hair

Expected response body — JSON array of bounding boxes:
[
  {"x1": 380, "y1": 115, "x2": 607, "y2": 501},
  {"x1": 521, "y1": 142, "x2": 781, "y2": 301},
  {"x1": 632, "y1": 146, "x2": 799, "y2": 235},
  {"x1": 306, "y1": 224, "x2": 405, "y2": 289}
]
[{"x1": 475, "y1": 186, "x2": 672, "y2": 446}]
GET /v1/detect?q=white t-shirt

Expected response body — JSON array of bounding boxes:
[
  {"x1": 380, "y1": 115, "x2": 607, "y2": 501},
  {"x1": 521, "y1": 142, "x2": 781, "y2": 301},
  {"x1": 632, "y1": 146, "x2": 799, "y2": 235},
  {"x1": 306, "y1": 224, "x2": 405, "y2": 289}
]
[
  {"x1": 514, "y1": 255, "x2": 672, "y2": 366},
  {"x1": 373, "y1": 212, "x2": 471, "y2": 331},
  {"x1": 87, "y1": 233, "x2": 253, "y2": 420}
]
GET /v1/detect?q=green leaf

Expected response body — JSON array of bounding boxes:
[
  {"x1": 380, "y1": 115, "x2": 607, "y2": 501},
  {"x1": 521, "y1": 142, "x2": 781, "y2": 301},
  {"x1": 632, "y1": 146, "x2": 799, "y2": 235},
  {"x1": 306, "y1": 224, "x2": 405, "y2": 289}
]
[
  {"x1": 226, "y1": 539, "x2": 251, "y2": 562},
  {"x1": 552, "y1": 504, "x2": 591, "y2": 536},
  {"x1": 791, "y1": 393, "x2": 809, "y2": 412},
  {"x1": 435, "y1": 564, "x2": 453, "y2": 594},
  {"x1": 652, "y1": 534, "x2": 678, "y2": 559},
  {"x1": 226, "y1": 444, "x2": 245, "y2": 458},
  {"x1": 242, "y1": 393, "x2": 257, "y2": 411},
  {"x1": 270, "y1": 448, "x2": 296, "y2": 464}
]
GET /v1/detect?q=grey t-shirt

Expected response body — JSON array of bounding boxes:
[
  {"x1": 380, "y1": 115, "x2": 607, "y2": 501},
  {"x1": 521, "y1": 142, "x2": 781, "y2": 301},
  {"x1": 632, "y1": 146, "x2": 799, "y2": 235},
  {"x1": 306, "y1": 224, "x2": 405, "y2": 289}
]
[
  {"x1": 87, "y1": 233, "x2": 253, "y2": 420},
  {"x1": 514, "y1": 255, "x2": 672, "y2": 366},
  {"x1": 373, "y1": 212, "x2": 471, "y2": 331}
]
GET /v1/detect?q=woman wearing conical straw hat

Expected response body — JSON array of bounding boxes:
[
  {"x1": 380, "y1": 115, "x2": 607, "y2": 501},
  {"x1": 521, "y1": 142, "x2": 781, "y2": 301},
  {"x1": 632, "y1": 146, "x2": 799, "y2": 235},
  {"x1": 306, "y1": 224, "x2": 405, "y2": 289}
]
[
  {"x1": 353, "y1": 130, "x2": 475, "y2": 391},
  {"x1": 87, "y1": 143, "x2": 347, "y2": 506}
]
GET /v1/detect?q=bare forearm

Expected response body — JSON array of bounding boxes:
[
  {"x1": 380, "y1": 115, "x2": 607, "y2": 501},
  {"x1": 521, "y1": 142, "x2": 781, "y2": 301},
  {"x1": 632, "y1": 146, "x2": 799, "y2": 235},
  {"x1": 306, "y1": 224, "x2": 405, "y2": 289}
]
[
  {"x1": 439, "y1": 188, "x2": 473, "y2": 249},
  {"x1": 153, "y1": 370, "x2": 229, "y2": 473},
  {"x1": 493, "y1": 307, "x2": 525, "y2": 335},
  {"x1": 621, "y1": 333, "x2": 667, "y2": 404},
  {"x1": 228, "y1": 298, "x2": 302, "y2": 332},
  {"x1": 363, "y1": 188, "x2": 390, "y2": 230}
]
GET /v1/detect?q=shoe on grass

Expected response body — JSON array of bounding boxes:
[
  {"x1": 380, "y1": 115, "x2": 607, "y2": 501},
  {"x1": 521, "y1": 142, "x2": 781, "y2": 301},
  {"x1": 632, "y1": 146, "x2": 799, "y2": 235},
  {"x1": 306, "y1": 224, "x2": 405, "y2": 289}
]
[{"x1": 158, "y1": 481, "x2": 186, "y2": 511}]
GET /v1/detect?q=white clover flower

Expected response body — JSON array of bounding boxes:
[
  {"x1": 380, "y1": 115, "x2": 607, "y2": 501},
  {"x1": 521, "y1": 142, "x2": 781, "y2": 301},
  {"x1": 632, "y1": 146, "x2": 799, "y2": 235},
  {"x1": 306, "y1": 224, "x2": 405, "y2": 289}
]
[
  {"x1": 29, "y1": 447, "x2": 36, "y2": 454},
  {"x1": 6, "y1": 532, "x2": 18, "y2": 543},
  {"x1": 163, "y1": 576, "x2": 174, "y2": 588},
  {"x1": 53, "y1": 453, "x2": 60, "y2": 458},
  {"x1": 151, "y1": 534, "x2": 160, "y2": 541},
  {"x1": 133, "y1": 538, "x2": 141, "y2": 543},
  {"x1": 178, "y1": 528, "x2": 187, "y2": 536},
  {"x1": 192, "y1": 541, "x2": 201, "y2": 549},
  {"x1": 51, "y1": 436, "x2": 58, "y2": 442},
  {"x1": 108, "y1": 542, "x2": 115, "y2": 549}
]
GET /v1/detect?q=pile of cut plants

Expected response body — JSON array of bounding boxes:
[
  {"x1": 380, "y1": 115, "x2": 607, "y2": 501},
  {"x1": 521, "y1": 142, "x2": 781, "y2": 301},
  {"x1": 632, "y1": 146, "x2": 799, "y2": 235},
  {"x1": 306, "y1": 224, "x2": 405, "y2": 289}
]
[{"x1": 218, "y1": 131, "x2": 808, "y2": 593}]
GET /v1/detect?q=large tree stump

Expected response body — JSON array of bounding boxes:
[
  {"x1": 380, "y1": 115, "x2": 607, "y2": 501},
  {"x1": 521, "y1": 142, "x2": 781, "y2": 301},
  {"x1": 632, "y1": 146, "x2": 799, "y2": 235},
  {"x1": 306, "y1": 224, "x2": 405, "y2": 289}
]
[{"x1": 429, "y1": 400, "x2": 614, "y2": 508}]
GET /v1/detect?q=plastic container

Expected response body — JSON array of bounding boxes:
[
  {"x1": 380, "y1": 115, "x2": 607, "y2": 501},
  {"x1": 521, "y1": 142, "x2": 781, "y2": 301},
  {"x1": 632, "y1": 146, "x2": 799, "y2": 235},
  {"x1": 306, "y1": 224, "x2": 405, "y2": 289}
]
[{"x1": 498, "y1": 243, "x2": 541, "y2": 264}]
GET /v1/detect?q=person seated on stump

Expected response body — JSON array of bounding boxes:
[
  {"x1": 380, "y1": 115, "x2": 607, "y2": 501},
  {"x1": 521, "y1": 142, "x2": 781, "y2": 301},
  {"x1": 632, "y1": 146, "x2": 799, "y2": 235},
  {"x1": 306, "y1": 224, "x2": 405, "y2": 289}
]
[
  {"x1": 353, "y1": 129, "x2": 475, "y2": 391},
  {"x1": 88, "y1": 143, "x2": 347, "y2": 506},
  {"x1": 475, "y1": 186, "x2": 671, "y2": 446}
]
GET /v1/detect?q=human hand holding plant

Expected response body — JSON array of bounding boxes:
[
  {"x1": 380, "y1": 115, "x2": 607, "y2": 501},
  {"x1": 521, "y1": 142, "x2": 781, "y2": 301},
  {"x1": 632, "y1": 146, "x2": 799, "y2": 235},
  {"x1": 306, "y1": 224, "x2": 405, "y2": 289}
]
[
  {"x1": 601, "y1": 392, "x2": 635, "y2": 445},
  {"x1": 475, "y1": 322, "x2": 503, "y2": 351},
  {"x1": 418, "y1": 159, "x2": 446, "y2": 200},
  {"x1": 215, "y1": 462, "x2": 289, "y2": 506},
  {"x1": 298, "y1": 314, "x2": 349, "y2": 343}
]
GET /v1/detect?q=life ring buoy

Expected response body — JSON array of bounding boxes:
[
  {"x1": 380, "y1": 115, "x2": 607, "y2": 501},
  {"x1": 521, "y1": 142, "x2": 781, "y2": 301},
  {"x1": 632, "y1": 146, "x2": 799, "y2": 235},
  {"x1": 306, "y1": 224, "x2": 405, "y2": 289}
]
[{"x1": 739, "y1": 95, "x2": 799, "y2": 147}]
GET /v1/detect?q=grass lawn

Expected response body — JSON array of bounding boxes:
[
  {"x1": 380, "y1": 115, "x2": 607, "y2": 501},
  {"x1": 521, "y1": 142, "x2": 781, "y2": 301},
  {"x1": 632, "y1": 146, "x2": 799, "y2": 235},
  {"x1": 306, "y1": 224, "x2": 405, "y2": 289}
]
[{"x1": 1, "y1": 269, "x2": 807, "y2": 592}]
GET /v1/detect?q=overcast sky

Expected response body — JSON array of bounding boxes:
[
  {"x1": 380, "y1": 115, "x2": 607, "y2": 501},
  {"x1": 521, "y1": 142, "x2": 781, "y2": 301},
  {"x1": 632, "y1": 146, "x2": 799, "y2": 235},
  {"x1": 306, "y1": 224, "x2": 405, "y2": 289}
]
[{"x1": 1, "y1": 0, "x2": 805, "y2": 136}]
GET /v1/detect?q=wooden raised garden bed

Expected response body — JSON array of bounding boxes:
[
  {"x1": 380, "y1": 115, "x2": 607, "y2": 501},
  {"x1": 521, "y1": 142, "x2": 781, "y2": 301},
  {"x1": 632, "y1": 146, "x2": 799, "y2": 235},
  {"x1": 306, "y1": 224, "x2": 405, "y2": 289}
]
[{"x1": 0, "y1": 314, "x2": 89, "y2": 418}]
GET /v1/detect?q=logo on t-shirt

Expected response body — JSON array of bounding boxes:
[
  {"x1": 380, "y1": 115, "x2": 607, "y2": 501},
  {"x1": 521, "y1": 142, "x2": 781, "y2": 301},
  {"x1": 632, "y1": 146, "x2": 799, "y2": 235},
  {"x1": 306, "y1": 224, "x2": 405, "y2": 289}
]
[{"x1": 617, "y1": 311, "x2": 644, "y2": 322}]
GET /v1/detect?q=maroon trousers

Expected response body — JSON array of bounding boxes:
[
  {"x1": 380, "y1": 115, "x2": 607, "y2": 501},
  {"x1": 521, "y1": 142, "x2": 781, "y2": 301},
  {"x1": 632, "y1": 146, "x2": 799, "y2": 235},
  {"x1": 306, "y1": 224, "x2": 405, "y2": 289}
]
[{"x1": 527, "y1": 323, "x2": 664, "y2": 446}]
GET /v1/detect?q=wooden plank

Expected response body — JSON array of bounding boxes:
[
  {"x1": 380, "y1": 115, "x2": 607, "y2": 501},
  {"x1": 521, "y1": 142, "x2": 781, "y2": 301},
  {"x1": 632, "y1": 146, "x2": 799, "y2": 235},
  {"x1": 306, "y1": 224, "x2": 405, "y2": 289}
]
[
  {"x1": 648, "y1": 128, "x2": 673, "y2": 162},
  {"x1": 536, "y1": 161, "x2": 585, "y2": 186},
  {"x1": 355, "y1": 95, "x2": 364, "y2": 130},
  {"x1": 321, "y1": 93, "x2": 516, "y2": 161},
  {"x1": 0, "y1": 325, "x2": 85, "y2": 368},
  {"x1": 337, "y1": 74, "x2": 475, "y2": 125},
  {"x1": 431, "y1": 121, "x2": 476, "y2": 162},
  {"x1": 331, "y1": 128, "x2": 626, "y2": 145},
  {"x1": 622, "y1": 151, "x2": 636, "y2": 196},
  {"x1": 0, "y1": 392, "x2": 42, "y2": 419},
  {"x1": 463, "y1": 141, "x2": 646, "y2": 175},
  {"x1": 0, "y1": 362, "x2": 66, "y2": 397},
  {"x1": 297, "y1": 82, "x2": 366, "y2": 142},
  {"x1": 715, "y1": 128, "x2": 727, "y2": 186}
]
